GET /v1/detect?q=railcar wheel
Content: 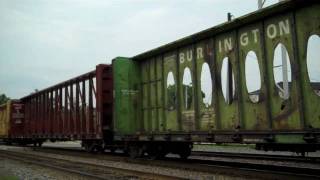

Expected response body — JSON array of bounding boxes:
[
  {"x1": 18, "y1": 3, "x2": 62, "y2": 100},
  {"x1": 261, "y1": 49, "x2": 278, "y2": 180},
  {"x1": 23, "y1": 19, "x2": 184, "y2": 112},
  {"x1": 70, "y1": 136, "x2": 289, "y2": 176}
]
[
  {"x1": 178, "y1": 150, "x2": 191, "y2": 159},
  {"x1": 177, "y1": 143, "x2": 192, "y2": 159},
  {"x1": 38, "y1": 141, "x2": 43, "y2": 147},
  {"x1": 110, "y1": 147, "x2": 116, "y2": 153},
  {"x1": 146, "y1": 144, "x2": 166, "y2": 159},
  {"x1": 147, "y1": 148, "x2": 159, "y2": 160},
  {"x1": 128, "y1": 145, "x2": 143, "y2": 158},
  {"x1": 5, "y1": 141, "x2": 12, "y2": 145}
]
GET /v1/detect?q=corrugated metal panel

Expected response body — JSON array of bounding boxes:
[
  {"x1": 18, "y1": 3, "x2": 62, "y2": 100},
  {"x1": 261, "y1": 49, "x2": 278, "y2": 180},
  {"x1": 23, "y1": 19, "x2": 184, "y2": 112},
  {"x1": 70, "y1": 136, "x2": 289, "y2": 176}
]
[
  {"x1": 0, "y1": 101, "x2": 11, "y2": 138},
  {"x1": 113, "y1": 57, "x2": 141, "y2": 135},
  {"x1": 9, "y1": 101, "x2": 25, "y2": 138}
]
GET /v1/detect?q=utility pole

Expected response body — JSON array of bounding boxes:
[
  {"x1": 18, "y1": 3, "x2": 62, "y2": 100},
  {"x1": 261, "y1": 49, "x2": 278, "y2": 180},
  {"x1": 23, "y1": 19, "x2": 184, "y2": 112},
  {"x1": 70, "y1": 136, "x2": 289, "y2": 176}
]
[
  {"x1": 226, "y1": 12, "x2": 233, "y2": 104},
  {"x1": 258, "y1": 0, "x2": 288, "y2": 99},
  {"x1": 278, "y1": 0, "x2": 289, "y2": 99},
  {"x1": 258, "y1": 0, "x2": 265, "y2": 9}
]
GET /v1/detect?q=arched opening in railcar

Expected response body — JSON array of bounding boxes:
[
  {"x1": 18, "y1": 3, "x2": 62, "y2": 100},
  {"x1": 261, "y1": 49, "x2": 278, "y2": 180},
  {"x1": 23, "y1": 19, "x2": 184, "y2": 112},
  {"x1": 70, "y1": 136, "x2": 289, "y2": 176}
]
[
  {"x1": 200, "y1": 62, "x2": 213, "y2": 107},
  {"x1": 245, "y1": 51, "x2": 262, "y2": 103},
  {"x1": 182, "y1": 67, "x2": 193, "y2": 110},
  {"x1": 306, "y1": 35, "x2": 320, "y2": 96},
  {"x1": 221, "y1": 57, "x2": 235, "y2": 104},
  {"x1": 166, "y1": 71, "x2": 176, "y2": 111},
  {"x1": 273, "y1": 43, "x2": 292, "y2": 99}
]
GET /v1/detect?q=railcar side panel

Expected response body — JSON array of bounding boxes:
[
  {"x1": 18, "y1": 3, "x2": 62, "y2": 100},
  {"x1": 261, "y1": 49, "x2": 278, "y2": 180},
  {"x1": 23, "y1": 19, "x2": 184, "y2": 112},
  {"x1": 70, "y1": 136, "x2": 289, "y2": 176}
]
[
  {"x1": 238, "y1": 23, "x2": 269, "y2": 130},
  {"x1": 195, "y1": 40, "x2": 216, "y2": 131},
  {"x1": 264, "y1": 13, "x2": 302, "y2": 130},
  {"x1": 215, "y1": 31, "x2": 240, "y2": 131},
  {"x1": 113, "y1": 57, "x2": 141, "y2": 136},
  {"x1": 179, "y1": 45, "x2": 196, "y2": 131},
  {"x1": 163, "y1": 52, "x2": 179, "y2": 132},
  {"x1": 9, "y1": 101, "x2": 24, "y2": 138},
  {"x1": 296, "y1": 4, "x2": 320, "y2": 129},
  {"x1": 130, "y1": 1, "x2": 319, "y2": 146}
]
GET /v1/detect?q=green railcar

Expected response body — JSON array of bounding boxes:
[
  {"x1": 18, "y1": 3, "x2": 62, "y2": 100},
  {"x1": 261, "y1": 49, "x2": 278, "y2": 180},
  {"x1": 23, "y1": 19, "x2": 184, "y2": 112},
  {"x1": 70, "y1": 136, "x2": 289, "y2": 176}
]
[{"x1": 111, "y1": 0, "x2": 320, "y2": 158}]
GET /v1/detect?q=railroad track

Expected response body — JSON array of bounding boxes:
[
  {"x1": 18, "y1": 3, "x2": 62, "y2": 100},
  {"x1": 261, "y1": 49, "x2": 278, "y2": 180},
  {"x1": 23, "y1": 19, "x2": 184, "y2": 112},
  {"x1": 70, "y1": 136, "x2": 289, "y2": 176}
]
[
  {"x1": 28, "y1": 146, "x2": 320, "y2": 179},
  {"x1": 182, "y1": 155, "x2": 320, "y2": 180},
  {"x1": 191, "y1": 150, "x2": 320, "y2": 163},
  {"x1": 0, "y1": 149, "x2": 180, "y2": 180},
  {"x1": 38, "y1": 146, "x2": 320, "y2": 163}
]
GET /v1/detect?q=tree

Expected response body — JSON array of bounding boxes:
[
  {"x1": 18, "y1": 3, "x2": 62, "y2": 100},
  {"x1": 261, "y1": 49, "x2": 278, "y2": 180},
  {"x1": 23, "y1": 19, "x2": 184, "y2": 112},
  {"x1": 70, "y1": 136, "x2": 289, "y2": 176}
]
[{"x1": 0, "y1": 94, "x2": 10, "y2": 104}]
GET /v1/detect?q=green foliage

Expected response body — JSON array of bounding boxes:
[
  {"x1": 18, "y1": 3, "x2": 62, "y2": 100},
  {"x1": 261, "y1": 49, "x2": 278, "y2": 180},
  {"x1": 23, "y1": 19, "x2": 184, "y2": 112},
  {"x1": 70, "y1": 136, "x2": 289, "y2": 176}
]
[{"x1": 0, "y1": 94, "x2": 10, "y2": 105}]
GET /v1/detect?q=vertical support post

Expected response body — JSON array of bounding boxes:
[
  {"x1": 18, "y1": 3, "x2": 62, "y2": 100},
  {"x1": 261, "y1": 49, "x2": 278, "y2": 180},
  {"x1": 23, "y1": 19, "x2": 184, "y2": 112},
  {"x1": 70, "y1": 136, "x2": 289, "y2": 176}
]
[
  {"x1": 70, "y1": 83, "x2": 74, "y2": 136},
  {"x1": 44, "y1": 92, "x2": 47, "y2": 136},
  {"x1": 155, "y1": 58, "x2": 159, "y2": 132},
  {"x1": 65, "y1": 86, "x2": 68, "y2": 137},
  {"x1": 58, "y1": 88, "x2": 62, "y2": 136},
  {"x1": 82, "y1": 80, "x2": 86, "y2": 136},
  {"x1": 76, "y1": 82, "x2": 80, "y2": 137},
  {"x1": 89, "y1": 78, "x2": 94, "y2": 136},
  {"x1": 36, "y1": 96, "x2": 39, "y2": 136},
  {"x1": 55, "y1": 90, "x2": 58, "y2": 136},
  {"x1": 258, "y1": 0, "x2": 265, "y2": 9},
  {"x1": 176, "y1": 50, "x2": 182, "y2": 131},
  {"x1": 49, "y1": 91, "x2": 53, "y2": 135},
  {"x1": 42, "y1": 93, "x2": 46, "y2": 135},
  {"x1": 161, "y1": 55, "x2": 166, "y2": 131},
  {"x1": 192, "y1": 44, "x2": 200, "y2": 130},
  {"x1": 226, "y1": 15, "x2": 233, "y2": 105}
]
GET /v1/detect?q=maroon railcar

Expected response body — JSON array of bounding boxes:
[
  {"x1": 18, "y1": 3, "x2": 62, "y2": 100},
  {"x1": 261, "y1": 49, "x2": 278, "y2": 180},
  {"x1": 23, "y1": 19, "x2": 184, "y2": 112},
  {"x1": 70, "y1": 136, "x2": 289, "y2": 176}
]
[
  {"x1": 20, "y1": 64, "x2": 113, "y2": 148},
  {"x1": 9, "y1": 101, "x2": 25, "y2": 139}
]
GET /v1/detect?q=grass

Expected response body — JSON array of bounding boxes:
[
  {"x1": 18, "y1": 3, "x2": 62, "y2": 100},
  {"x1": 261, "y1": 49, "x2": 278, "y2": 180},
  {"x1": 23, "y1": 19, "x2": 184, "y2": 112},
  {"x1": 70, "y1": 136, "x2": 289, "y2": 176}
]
[
  {"x1": 0, "y1": 176, "x2": 19, "y2": 180},
  {"x1": 193, "y1": 143, "x2": 256, "y2": 150}
]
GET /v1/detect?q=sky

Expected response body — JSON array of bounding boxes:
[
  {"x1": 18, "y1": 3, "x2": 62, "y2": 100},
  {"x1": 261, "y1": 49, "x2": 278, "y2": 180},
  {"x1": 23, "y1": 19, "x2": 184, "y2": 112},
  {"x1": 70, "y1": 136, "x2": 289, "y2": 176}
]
[{"x1": 0, "y1": 0, "x2": 287, "y2": 99}]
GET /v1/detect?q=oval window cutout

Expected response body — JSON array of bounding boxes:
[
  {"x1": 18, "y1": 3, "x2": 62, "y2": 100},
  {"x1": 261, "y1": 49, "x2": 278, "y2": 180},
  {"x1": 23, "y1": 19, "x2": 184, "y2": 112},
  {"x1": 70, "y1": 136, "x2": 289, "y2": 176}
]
[
  {"x1": 221, "y1": 57, "x2": 235, "y2": 104},
  {"x1": 273, "y1": 43, "x2": 292, "y2": 99},
  {"x1": 306, "y1": 35, "x2": 320, "y2": 96},
  {"x1": 182, "y1": 67, "x2": 193, "y2": 109},
  {"x1": 245, "y1": 51, "x2": 261, "y2": 103},
  {"x1": 167, "y1": 71, "x2": 176, "y2": 110},
  {"x1": 200, "y1": 62, "x2": 212, "y2": 107}
]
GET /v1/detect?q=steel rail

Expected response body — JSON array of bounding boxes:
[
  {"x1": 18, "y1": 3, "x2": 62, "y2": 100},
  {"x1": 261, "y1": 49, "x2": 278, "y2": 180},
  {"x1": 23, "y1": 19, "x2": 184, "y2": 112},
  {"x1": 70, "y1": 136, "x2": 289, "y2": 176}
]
[
  {"x1": 31, "y1": 146, "x2": 320, "y2": 179},
  {"x1": 37, "y1": 146, "x2": 320, "y2": 163},
  {"x1": 191, "y1": 150, "x2": 320, "y2": 163},
  {"x1": 0, "y1": 149, "x2": 181, "y2": 180}
]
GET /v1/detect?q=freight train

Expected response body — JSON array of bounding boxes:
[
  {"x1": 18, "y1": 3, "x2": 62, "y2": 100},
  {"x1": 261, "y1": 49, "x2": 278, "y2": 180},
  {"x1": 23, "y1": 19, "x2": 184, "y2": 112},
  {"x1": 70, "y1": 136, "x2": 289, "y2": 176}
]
[{"x1": 0, "y1": 0, "x2": 319, "y2": 158}]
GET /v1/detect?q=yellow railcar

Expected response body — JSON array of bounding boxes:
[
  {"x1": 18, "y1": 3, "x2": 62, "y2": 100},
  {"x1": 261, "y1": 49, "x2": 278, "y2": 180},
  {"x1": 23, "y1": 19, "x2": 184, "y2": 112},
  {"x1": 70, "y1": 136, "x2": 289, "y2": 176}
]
[{"x1": 0, "y1": 101, "x2": 11, "y2": 138}]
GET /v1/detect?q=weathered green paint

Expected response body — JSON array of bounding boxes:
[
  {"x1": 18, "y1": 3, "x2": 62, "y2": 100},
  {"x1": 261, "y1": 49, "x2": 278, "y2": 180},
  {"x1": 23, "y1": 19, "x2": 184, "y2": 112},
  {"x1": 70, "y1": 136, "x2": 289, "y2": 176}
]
[
  {"x1": 140, "y1": 57, "x2": 165, "y2": 133},
  {"x1": 113, "y1": 57, "x2": 141, "y2": 135},
  {"x1": 264, "y1": 13, "x2": 301, "y2": 130},
  {"x1": 125, "y1": 1, "x2": 320, "y2": 144},
  {"x1": 295, "y1": 4, "x2": 320, "y2": 129},
  {"x1": 195, "y1": 40, "x2": 216, "y2": 131},
  {"x1": 215, "y1": 31, "x2": 239, "y2": 130},
  {"x1": 156, "y1": 57, "x2": 165, "y2": 132},
  {"x1": 275, "y1": 135, "x2": 304, "y2": 143},
  {"x1": 179, "y1": 46, "x2": 196, "y2": 131},
  {"x1": 238, "y1": 23, "x2": 269, "y2": 130},
  {"x1": 164, "y1": 53, "x2": 179, "y2": 131},
  {"x1": 141, "y1": 60, "x2": 150, "y2": 132}
]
